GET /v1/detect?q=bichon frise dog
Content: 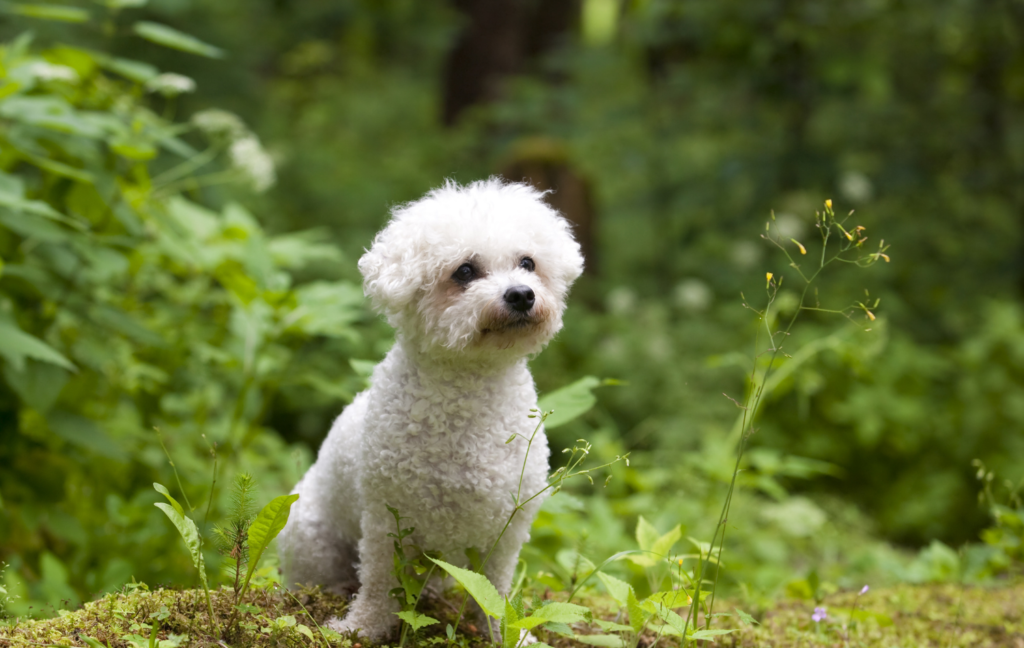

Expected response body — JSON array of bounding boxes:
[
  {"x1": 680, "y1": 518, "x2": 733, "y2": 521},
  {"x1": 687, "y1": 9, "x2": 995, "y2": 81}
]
[{"x1": 278, "y1": 178, "x2": 584, "y2": 639}]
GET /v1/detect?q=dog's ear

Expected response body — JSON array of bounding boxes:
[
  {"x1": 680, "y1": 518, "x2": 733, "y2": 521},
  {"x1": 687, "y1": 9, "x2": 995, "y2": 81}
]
[{"x1": 358, "y1": 225, "x2": 423, "y2": 318}]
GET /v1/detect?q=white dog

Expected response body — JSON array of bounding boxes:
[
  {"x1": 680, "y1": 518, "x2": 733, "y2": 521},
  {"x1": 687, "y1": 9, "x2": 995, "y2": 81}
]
[{"x1": 278, "y1": 178, "x2": 584, "y2": 639}]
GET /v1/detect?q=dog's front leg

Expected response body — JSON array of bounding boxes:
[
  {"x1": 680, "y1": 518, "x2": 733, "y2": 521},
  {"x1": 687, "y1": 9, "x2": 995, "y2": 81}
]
[{"x1": 327, "y1": 510, "x2": 400, "y2": 640}]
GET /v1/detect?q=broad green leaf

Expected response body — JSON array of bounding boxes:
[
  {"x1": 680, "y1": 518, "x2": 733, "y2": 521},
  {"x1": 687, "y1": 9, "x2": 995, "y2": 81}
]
[
  {"x1": 594, "y1": 619, "x2": 633, "y2": 633},
  {"x1": 511, "y1": 602, "x2": 591, "y2": 631},
  {"x1": 626, "y1": 588, "x2": 648, "y2": 635},
  {"x1": 87, "y1": 50, "x2": 158, "y2": 83},
  {"x1": 5, "y1": 3, "x2": 90, "y2": 22},
  {"x1": 596, "y1": 571, "x2": 632, "y2": 607},
  {"x1": 243, "y1": 494, "x2": 300, "y2": 591},
  {"x1": 0, "y1": 320, "x2": 74, "y2": 371},
  {"x1": 3, "y1": 359, "x2": 68, "y2": 411},
  {"x1": 575, "y1": 634, "x2": 623, "y2": 647},
  {"x1": 0, "y1": 96, "x2": 107, "y2": 137},
  {"x1": 688, "y1": 628, "x2": 735, "y2": 641},
  {"x1": 154, "y1": 502, "x2": 204, "y2": 575},
  {"x1": 502, "y1": 599, "x2": 520, "y2": 648},
  {"x1": 132, "y1": 22, "x2": 225, "y2": 59},
  {"x1": 0, "y1": 211, "x2": 71, "y2": 243},
  {"x1": 628, "y1": 516, "x2": 663, "y2": 567},
  {"x1": 650, "y1": 525, "x2": 682, "y2": 560},
  {"x1": 21, "y1": 152, "x2": 94, "y2": 183},
  {"x1": 537, "y1": 376, "x2": 600, "y2": 428},
  {"x1": 428, "y1": 558, "x2": 504, "y2": 620},
  {"x1": 643, "y1": 590, "x2": 692, "y2": 610},
  {"x1": 153, "y1": 483, "x2": 184, "y2": 517},
  {"x1": 543, "y1": 622, "x2": 574, "y2": 637},
  {"x1": 636, "y1": 516, "x2": 659, "y2": 551},
  {"x1": 295, "y1": 624, "x2": 314, "y2": 640},
  {"x1": 644, "y1": 602, "x2": 686, "y2": 636},
  {"x1": 395, "y1": 610, "x2": 439, "y2": 632},
  {"x1": 89, "y1": 305, "x2": 165, "y2": 347},
  {"x1": 47, "y1": 411, "x2": 125, "y2": 460}
]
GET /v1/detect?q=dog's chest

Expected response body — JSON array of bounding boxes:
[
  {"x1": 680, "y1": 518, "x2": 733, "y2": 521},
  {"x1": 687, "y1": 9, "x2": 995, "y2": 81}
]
[{"x1": 359, "y1": 357, "x2": 548, "y2": 548}]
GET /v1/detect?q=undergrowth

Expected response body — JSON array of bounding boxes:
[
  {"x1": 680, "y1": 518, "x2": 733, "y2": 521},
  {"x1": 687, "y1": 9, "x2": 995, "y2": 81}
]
[{"x1": 2, "y1": 581, "x2": 1022, "y2": 648}]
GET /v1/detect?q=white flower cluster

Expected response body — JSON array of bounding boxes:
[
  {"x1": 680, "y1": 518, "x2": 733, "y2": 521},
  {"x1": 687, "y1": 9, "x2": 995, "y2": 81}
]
[
  {"x1": 229, "y1": 136, "x2": 276, "y2": 193},
  {"x1": 145, "y1": 73, "x2": 196, "y2": 97},
  {"x1": 191, "y1": 109, "x2": 276, "y2": 193},
  {"x1": 27, "y1": 61, "x2": 79, "y2": 82}
]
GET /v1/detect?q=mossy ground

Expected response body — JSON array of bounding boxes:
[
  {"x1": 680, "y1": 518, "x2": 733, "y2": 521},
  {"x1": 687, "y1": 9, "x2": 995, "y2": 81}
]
[{"x1": 1, "y1": 581, "x2": 1021, "y2": 647}]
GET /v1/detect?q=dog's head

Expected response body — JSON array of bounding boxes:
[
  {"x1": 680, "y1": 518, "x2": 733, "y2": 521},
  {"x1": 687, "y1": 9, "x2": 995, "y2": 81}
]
[{"x1": 359, "y1": 178, "x2": 584, "y2": 361}]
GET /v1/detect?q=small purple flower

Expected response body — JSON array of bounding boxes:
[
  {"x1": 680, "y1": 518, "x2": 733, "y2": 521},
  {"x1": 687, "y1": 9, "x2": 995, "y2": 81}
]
[
  {"x1": 812, "y1": 606, "x2": 828, "y2": 623},
  {"x1": 859, "y1": 585, "x2": 870, "y2": 595}
]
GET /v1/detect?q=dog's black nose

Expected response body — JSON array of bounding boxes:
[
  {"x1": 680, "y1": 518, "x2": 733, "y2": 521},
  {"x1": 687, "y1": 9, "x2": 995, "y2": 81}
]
[{"x1": 504, "y1": 285, "x2": 535, "y2": 313}]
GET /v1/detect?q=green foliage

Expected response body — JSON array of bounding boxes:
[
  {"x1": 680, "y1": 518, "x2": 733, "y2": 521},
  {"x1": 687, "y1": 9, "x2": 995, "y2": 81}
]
[
  {"x1": 240, "y1": 492, "x2": 299, "y2": 600},
  {"x1": 0, "y1": 27, "x2": 366, "y2": 614},
  {"x1": 5, "y1": 0, "x2": 1024, "y2": 626}
]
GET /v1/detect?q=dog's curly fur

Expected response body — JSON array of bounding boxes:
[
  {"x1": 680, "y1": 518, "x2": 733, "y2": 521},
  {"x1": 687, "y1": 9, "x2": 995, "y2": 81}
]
[{"x1": 277, "y1": 178, "x2": 584, "y2": 640}]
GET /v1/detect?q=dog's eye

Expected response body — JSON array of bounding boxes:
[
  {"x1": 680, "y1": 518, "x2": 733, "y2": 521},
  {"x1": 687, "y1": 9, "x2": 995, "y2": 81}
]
[
  {"x1": 452, "y1": 263, "x2": 477, "y2": 284},
  {"x1": 519, "y1": 257, "x2": 535, "y2": 272}
]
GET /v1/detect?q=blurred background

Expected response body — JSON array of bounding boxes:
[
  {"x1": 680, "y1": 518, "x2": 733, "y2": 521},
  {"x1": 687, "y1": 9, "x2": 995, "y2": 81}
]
[{"x1": 1, "y1": 0, "x2": 1023, "y2": 616}]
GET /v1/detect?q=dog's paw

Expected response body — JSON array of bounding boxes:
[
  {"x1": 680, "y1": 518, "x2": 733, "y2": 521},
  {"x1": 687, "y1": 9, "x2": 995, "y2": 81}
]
[{"x1": 326, "y1": 614, "x2": 393, "y2": 641}]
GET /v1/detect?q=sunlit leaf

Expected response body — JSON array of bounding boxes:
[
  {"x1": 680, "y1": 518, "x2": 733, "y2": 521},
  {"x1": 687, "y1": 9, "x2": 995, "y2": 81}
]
[
  {"x1": 4, "y1": 3, "x2": 90, "y2": 22},
  {"x1": 395, "y1": 610, "x2": 439, "y2": 632},
  {"x1": 510, "y1": 602, "x2": 591, "y2": 631},
  {"x1": 537, "y1": 376, "x2": 601, "y2": 428},
  {"x1": 428, "y1": 557, "x2": 504, "y2": 620},
  {"x1": 243, "y1": 494, "x2": 299, "y2": 593},
  {"x1": 132, "y1": 22, "x2": 225, "y2": 58},
  {"x1": 0, "y1": 319, "x2": 75, "y2": 371}
]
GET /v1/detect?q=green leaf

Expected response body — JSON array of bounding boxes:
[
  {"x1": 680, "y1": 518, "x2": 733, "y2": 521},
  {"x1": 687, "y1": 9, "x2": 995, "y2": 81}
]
[
  {"x1": 502, "y1": 598, "x2": 520, "y2": 648},
  {"x1": 626, "y1": 588, "x2": 649, "y2": 635},
  {"x1": 650, "y1": 525, "x2": 682, "y2": 560},
  {"x1": 596, "y1": 572, "x2": 632, "y2": 607},
  {"x1": 295, "y1": 624, "x2": 314, "y2": 640},
  {"x1": 46, "y1": 410, "x2": 126, "y2": 460},
  {"x1": 537, "y1": 376, "x2": 600, "y2": 428},
  {"x1": 643, "y1": 600, "x2": 687, "y2": 636},
  {"x1": 575, "y1": 634, "x2": 623, "y2": 647},
  {"x1": 4, "y1": 3, "x2": 90, "y2": 22},
  {"x1": 243, "y1": 494, "x2": 300, "y2": 593},
  {"x1": 0, "y1": 211, "x2": 71, "y2": 243},
  {"x1": 510, "y1": 602, "x2": 592, "y2": 631},
  {"x1": 132, "y1": 21, "x2": 225, "y2": 58},
  {"x1": 395, "y1": 610, "x2": 439, "y2": 632},
  {"x1": 688, "y1": 628, "x2": 735, "y2": 641},
  {"x1": 636, "y1": 516, "x2": 660, "y2": 551},
  {"x1": 86, "y1": 49, "x2": 158, "y2": 83},
  {"x1": 428, "y1": 557, "x2": 504, "y2": 620},
  {"x1": 628, "y1": 516, "x2": 673, "y2": 567},
  {"x1": 3, "y1": 359, "x2": 69, "y2": 411},
  {"x1": 153, "y1": 483, "x2": 184, "y2": 517},
  {"x1": 593, "y1": 619, "x2": 633, "y2": 633},
  {"x1": 643, "y1": 590, "x2": 692, "y2": 610},
  {"x1": 153, "y1": 501, "x2": 206, "y2": 579},
  {"x1": 88, "y1": 305, "x2": 166, "y2": 347}
]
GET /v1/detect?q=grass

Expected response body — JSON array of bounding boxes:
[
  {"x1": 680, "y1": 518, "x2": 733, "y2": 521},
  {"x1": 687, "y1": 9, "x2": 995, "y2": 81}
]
[{"x1": 2, "y1": 580, "x2": 1021, "y2": 647}]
